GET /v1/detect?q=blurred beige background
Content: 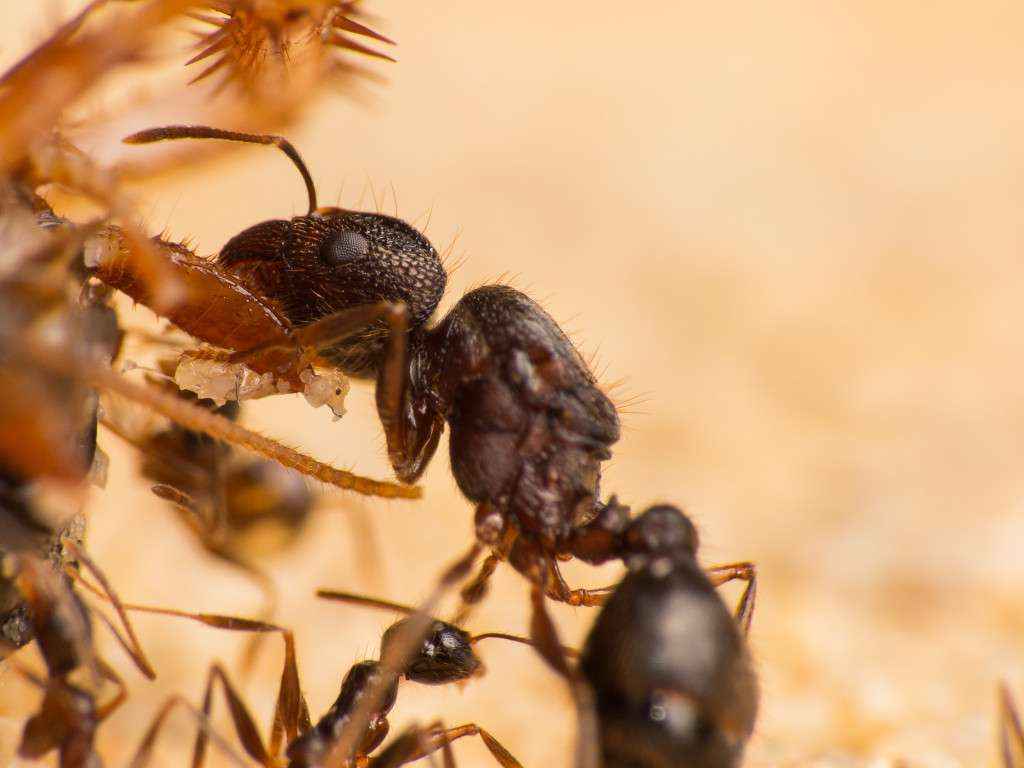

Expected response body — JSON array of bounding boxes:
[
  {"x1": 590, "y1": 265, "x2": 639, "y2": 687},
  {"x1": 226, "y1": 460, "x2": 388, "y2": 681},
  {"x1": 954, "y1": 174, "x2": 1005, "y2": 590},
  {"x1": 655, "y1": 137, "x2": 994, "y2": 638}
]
[{"x1": 3, "y1": 2, "x2": 1024, "y2": 766}]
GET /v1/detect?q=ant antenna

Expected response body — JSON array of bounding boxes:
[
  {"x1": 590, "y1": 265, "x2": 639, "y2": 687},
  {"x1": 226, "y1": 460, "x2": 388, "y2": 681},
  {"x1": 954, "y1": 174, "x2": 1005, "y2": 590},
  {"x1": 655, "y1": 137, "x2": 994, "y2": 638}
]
[
  {"x1": 316, "y1": 589, "x2": 579, "y2": 657},
  {"x1": 124, "y1": 125, "x2": 318, "y2": 214},
  {"x1": 316, "y1": 589, "x2": 416, "y2": 616},
  {"x1": 471, "y1": 632, "x2": 579, "y2": 658}
]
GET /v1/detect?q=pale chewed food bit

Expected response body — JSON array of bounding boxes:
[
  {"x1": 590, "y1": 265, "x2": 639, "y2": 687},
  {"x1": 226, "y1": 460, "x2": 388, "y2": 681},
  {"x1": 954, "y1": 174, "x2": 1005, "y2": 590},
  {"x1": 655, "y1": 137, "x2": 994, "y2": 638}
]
[
  {"x1": 299, "y1": 368, "x2": 349, "y2": 420},
  {"x1": 174, "y1": 353, "x2": 292, "y2": 406}
]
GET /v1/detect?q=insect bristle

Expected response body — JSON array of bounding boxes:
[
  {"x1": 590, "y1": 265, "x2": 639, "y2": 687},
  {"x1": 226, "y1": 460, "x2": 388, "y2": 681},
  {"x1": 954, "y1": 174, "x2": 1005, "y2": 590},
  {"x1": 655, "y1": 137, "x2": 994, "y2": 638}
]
[{"x1": 187, "y1": 2, "x2": 396, "y2": 95}]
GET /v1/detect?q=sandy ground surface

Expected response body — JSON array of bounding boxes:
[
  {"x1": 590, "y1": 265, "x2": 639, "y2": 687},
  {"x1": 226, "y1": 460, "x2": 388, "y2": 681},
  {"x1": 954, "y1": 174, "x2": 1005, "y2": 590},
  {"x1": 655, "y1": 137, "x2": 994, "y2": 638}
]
[{"x1": 2, "y1": 3, "x2": 1024, "y2": 767}]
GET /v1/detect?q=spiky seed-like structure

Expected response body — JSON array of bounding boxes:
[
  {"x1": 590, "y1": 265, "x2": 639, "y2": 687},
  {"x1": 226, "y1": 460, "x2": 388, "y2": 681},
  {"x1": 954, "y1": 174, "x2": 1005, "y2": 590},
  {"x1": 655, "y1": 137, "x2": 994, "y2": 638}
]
[{"x1": 188, "y1": 1, "x2": 395, "y2": 94}]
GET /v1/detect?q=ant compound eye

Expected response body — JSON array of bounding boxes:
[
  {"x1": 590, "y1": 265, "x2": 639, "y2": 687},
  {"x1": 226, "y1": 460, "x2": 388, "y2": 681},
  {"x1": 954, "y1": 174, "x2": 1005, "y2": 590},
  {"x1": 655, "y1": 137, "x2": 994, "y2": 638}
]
[{"x1": 321, "y1": 230, "x2": 369, "y2": 265}]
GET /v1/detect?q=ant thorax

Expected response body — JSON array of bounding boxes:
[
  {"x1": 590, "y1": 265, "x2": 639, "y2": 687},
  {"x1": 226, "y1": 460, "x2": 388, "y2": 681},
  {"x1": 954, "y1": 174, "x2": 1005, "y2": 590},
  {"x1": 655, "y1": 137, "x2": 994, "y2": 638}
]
[{"x1": 421, "y1": 285, "x2": 620, "y2": 544}]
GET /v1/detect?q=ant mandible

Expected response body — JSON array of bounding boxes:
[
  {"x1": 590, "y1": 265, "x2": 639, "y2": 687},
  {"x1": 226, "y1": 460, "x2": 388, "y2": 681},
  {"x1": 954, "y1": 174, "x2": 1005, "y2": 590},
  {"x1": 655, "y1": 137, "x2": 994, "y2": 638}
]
[
  {"x1": 530, "y1": 504, "x2": 760, "y2": 768},
  {"x1": 93, "y1": 125, "x2": 623, "y2": 607}
]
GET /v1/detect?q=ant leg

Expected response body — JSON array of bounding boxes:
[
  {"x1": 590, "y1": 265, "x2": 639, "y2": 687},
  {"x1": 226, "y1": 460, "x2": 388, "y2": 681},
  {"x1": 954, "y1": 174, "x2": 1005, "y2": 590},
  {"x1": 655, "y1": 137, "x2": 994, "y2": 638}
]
[
  {"x1": 368, "y1": 722, "x2": 524, "y2": 768},
  {"x1": 94, "y1": 658, "x2": 127, "y2": 720},
  {"x1": 148, "y1": 483, "x2": 279, "y2": 673},
  {"x1": 63, "y1": 346, "x2": 419, "y2": 499},
  {"x1": 235, "y1": 301, "x2": 431, "y2": 483},
  {"x1": 545, "y1": 559, "x2": 615, "y2": 608},
  {"x1": 1000, "y1": 683, "x2": 1024, "y2": 768},
  {"x1": 192, "y1": 663, "x2": 275, "y2": 768},
  {"x1": 109, "y1": 609, "x2": 310, "y2": 762},
  {"x1": 71, "y1": 583, "x2": 312, "y2": 756},
  {"x1": 454, "y1": 515, "x2": 520, "y2": 623},
  {"x1": 61, "y1": 539, "x2": 157, "y2": 679},
  {"x1": 451, "y1": 553, "x2": 501, "y2": 625},
  {"x1": 528, "y1": 587, "x2": 601, "y2": 768},
  {"x1": 127, "y1": 693, "x2": 251, "y2": 768},
  {"x1": 705, "y1": 561, "x2": 758, "y2": 635}
]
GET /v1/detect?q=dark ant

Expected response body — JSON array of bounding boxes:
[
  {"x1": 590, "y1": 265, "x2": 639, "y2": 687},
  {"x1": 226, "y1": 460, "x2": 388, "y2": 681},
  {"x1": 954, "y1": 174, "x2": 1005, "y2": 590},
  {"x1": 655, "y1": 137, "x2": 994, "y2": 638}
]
[
  {"x1": 287, "y1": 587, "x2": 543, "y2": 768},
  {"x1": 529, "y1": 505, "x2": 759, "y2": 768},
  {"x1": 126, "y1": 544, "x2": 527, "y2": 768},
  {"x1": 91, "y1": 125, "x2": 629, "y2": 608}
]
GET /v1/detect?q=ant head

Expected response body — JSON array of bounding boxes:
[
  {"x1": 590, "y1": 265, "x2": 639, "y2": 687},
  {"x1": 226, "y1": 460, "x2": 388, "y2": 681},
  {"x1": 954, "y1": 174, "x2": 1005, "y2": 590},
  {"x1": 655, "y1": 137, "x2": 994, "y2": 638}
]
[
  {"x1": 313, "y1": 210, "x2": 447, "y2": 329},
  {"x1": 123, "y1": 126, "x2": 448, "y2": 337},
  {"x1": 624, "y1": 505, "x2": 699, "y2": 568},
  {"x1": 381, "y1": 617, "x2": 480, "y2": 685}
]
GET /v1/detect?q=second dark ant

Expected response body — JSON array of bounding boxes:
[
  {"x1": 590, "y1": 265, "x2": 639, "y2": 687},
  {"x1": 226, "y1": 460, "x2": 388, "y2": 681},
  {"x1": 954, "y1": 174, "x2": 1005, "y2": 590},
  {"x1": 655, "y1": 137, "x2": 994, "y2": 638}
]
[
  {"x1": 125, "y1": 544, "x2": 527, "y2": 768},
  {"x1": 91, "y1": 125, "x2": 627, "y2": 609},
  {"x1": 529, "y1": 504, "x2": 760, "y2": 768}
]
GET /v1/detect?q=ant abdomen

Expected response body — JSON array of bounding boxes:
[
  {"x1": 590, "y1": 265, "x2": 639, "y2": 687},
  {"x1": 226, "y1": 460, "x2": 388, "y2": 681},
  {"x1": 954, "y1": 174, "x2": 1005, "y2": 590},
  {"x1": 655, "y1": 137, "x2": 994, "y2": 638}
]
[{"x1": 580, "y1": 536, "x2": 758, "y2": 768}]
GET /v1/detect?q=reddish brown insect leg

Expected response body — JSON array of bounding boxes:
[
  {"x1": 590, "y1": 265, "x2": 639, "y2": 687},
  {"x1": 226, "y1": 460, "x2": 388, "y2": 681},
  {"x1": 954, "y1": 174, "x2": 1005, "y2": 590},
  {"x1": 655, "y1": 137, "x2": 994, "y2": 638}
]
[
  {"x1": 368, "y1": 721, "x2": 523, "y2": 768},
  {"x1": 545, "y1": 559, "x2": 615, "y2": 608},
  {"x1": 705, "y1": 561, "x2": 758, "y2": 635}
]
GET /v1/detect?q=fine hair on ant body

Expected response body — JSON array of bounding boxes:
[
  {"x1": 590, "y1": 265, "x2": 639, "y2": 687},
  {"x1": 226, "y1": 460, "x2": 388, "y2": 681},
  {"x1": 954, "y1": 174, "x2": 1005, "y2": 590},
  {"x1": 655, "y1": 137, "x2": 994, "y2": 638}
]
[{"x1": 93, "y1": 124, "x2": 628, "y2": 610}]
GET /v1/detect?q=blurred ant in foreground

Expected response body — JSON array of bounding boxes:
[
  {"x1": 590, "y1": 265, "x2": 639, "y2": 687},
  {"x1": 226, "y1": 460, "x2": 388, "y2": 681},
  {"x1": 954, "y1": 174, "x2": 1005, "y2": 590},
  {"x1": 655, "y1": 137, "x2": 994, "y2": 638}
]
[
  {"x1": 101, "y1": 385, "x2": 310, "y2": 606},
  {"x1": 1, "y1": 520, "x2": 161, "y2": 768},
  {"x1": 0, "y1": 187, "x2": 124, "y2": 651},
  {"x1": 530, "y1": 505, "x2": 759, "y2": 768},
  {"x1": 92, "y1": 125, "x2": 627, "y2": 608},
  {"x1": 101, "y1": 378, "x2": 385, "y2": 667},
  {"x1": 0, "y1": 186, "x2": 122, "y2": 489}
]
